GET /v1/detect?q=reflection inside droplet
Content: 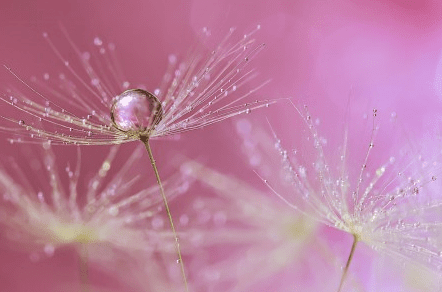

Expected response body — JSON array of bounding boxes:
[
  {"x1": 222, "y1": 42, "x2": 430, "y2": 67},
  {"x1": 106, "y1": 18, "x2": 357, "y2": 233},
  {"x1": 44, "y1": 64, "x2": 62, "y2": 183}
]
[{"x1": 111, "y1": 89, "x2": 163, "y2": 136}]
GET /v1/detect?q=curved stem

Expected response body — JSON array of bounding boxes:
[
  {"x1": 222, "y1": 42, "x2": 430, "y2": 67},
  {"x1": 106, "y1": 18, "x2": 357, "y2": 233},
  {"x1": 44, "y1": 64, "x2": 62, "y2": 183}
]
[
  {"x1": 337, "y1": 234, "x2": 358, "y2": 292},
  {"x1": 142, "y1": 138, "x2": 189, "y2": 292}
]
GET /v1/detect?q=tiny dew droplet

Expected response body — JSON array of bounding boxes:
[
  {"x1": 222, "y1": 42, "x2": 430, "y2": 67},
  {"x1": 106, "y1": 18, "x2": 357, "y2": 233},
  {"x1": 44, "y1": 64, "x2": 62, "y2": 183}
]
[
  {"x1": 110, "y1": 89, "x2": 163, "y2": 137},
  {"x1": 44, "y1": 244, "x2": 55, "y2": 257},
  {"x1": 108, "y1": 206, "x2": 119, "y2": 216},
  {"x1": 93, "y1": 37, "x2": 103, "y2": 46}
]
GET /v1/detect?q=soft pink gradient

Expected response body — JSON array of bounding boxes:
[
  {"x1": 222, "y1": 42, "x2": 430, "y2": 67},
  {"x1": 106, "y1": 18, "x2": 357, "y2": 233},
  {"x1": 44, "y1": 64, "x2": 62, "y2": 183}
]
[{"x1": 1, "y1": 1, "x2": 442, "y2": 291}]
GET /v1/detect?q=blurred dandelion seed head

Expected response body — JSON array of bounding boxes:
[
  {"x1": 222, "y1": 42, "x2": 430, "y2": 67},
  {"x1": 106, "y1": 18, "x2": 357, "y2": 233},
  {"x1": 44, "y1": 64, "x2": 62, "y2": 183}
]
[
  {"x1": 179, "y1": 159, "x2": 319, "y2": 292},
  {"x1": 1, "y1": 25, "x2": 271, "y2": 146},
  {"x1": 0, "y1": 144, "x2": 191, "y2": 262}
]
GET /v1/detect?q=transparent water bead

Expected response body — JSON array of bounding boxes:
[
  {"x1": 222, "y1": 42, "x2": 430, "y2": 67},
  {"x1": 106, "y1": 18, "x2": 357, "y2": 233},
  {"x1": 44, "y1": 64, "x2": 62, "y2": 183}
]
[{"x1": 110, "y1": 89, "x2": 163, "y2": 137}]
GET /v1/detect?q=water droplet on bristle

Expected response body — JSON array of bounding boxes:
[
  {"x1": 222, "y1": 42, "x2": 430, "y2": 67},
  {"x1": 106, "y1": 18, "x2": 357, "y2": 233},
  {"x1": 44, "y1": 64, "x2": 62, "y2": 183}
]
[{"x1": 110, "y1": 89, "x2": 163, "y2": 137}]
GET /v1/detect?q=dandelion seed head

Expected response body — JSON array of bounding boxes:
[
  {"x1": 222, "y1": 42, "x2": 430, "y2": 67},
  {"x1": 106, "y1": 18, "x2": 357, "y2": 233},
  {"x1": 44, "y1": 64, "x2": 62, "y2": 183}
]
[
  {"x1": 247, "y1": 102, "x2": 442, "y2": 278},
  {"x1": 180, "y1": 160, "x2": 324, "y2": 291},
  {"x1": 237, "y1": 99, "x2": 442, "y2": 286},
  {"x1": 0, "y1": 144, "x2": 192, "y2": 264},
  {"x1": 1, "y1": 26, "x2": 271, "y2": 146}
]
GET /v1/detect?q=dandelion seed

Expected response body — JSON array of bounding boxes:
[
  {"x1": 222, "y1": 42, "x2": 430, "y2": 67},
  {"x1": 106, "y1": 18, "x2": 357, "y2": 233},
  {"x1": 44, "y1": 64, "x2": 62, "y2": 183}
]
[
  {"x1": 0, "y1": 24, "x2": 272, "y2": 290},
  {"x1": 1, "y1": 25, "x2": 270, "y2": 145},
  {"x1": 261, "y1": 102, "x2": 442, "y2": 291},
  {"x1": 0, "y1": 144, "x2": 191, "y2": 290}
]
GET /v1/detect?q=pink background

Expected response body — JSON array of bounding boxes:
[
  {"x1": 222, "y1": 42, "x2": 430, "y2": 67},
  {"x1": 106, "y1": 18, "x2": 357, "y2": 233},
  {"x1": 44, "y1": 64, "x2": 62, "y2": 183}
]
[{"x1": 1, "y1": 0, "x2": 442, "y2": 291}]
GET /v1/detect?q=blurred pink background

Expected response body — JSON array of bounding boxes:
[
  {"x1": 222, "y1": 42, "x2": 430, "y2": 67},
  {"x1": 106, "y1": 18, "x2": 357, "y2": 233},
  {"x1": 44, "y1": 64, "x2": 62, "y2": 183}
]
[{"x1": 1, "y1": 0, "x2": 442, "y2": 291}]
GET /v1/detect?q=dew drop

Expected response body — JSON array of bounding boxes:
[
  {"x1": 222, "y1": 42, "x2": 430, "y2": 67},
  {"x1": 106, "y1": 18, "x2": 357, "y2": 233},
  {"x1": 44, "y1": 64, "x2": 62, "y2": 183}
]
[
  {"x1": 108, "y1": 206, "x2": 119, "y2": 216},
  {"x1": 110, "y1": 89, "x2": 163, "y2": 136},
  {"x1": 93, "y1": 37, "x2": 103, "y2": 46},
  {"x1": 412, "y1": 187, "x2": 419, "y2": 195},
  {"x1": 18, "y1": 120, "x2": 25, "y2": 126},
  {"x1": 168, "y1": 54, "x2": 177, "y2": 64},
  {"x1": 44, "y1": 244, "x2": 55, "y2": 257},
  {"x1": 43, "y1": 140, "x2": 51, "y2": 150},
  {"x1": 37, "y1": 191, "x2": 45, "y2": 203},
  {"x1": 91, "y1": 78, "x2": 99, "y2": 86}
]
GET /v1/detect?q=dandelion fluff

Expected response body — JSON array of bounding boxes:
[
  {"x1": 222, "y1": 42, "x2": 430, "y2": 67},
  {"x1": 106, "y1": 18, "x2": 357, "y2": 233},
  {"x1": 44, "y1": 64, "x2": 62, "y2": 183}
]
[
  {"x1": 1, "y1": 25, "x2": 271, "y2": 290},
  {"x1": 0, "y1": 25, "x2": 270, "y2": 145},
  {"x1": 0, "y1": 144, "x2": 191, "y2": 290},
  {"x1": 260, "y1": 101, "x2": 442, "y2": 291}
]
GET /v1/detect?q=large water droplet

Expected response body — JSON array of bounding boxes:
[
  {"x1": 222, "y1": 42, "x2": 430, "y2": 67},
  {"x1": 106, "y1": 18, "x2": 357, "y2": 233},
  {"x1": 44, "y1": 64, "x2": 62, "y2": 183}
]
[{"x1": 110, "y1": 89, "x2": 163, "y2": 137}]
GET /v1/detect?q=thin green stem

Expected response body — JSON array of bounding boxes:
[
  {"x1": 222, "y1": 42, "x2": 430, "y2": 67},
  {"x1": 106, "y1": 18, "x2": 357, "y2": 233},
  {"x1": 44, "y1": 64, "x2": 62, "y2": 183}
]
[
  {"x1": 337, "y1": 234, "x2": 358, "y2": 292},
  {"x1": 79, "y1": 243, "x2": 90, "y2": 292},
  {"x1": 142, "y1": 138, "x2": 189, "y2": 292}
]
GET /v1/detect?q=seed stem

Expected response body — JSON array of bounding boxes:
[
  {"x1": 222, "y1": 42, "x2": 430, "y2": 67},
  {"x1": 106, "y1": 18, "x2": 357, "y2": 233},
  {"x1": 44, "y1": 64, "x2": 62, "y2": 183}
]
[
  {"x1": 79, "y1": 243, "x2": 90, "y2": 292},
  {"x1": 142, "y1": 138, "x2": 189, "y2": 292},
  {"x1": 337, "y1": 234, "x2": 358, "y2": 292}
]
